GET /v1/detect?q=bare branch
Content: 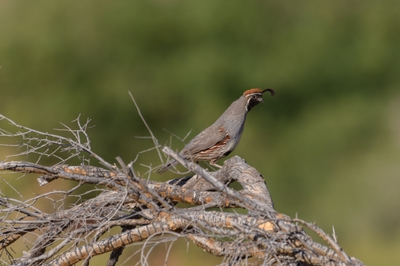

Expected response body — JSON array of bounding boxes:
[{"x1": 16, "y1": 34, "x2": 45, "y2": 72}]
[
  {"x1": 128, "y1": 92, "x2": 162, "y2": 165},
  {"x1": 0, "y1": 114, "x2": 364, "y2": 266}
]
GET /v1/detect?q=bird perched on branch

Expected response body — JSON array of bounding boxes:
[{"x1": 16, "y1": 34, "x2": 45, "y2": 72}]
[{"x1": 156, "y1": 88, "x2": 275, "y2": 174}]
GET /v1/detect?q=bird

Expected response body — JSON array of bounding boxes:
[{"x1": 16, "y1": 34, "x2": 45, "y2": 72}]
[{"x1": 156, "y1": 88, "x2": 275, "y2": 174}]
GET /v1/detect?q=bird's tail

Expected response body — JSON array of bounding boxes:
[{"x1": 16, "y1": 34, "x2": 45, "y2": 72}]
[{"x1": 155, "y1": 159, "x2": 178, "y2": 174}]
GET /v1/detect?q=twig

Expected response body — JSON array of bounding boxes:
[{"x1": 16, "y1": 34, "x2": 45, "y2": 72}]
[{"x1": 128, "y1": 92, "x2": 162, "y2": 165}]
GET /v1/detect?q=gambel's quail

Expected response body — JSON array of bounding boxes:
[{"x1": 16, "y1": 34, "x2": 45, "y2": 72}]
[{"x1": 156, "y1": 88, "x2": 275, "y2": 174}]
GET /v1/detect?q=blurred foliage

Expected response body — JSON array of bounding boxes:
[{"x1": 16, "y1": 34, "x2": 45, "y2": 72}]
[{"x1": 1, "y1": 0, "x2": 400, "y2": 265}]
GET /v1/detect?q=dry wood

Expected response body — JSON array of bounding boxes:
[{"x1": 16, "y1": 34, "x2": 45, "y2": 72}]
[{"x1": 0, "y1": 114, "x2": 364, "y2": 265}]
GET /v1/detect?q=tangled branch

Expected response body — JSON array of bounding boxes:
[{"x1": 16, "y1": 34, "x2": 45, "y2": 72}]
[{"x1": 0, "y1": 114, "x2": 364, "y2": 265}]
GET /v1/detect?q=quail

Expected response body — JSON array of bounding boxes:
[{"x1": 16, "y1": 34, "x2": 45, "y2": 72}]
[{"x1": 156, "y1": 88, "x2": 275, "y2": 174}]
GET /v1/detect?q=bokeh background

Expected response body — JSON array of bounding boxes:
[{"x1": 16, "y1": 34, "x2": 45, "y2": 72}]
[{"x1": 1, "y1": 1, "x2": 400, "y2": 265}]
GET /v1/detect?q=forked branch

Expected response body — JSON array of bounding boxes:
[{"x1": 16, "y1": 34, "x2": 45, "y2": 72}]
[{"x1": 0, "y1": 115, "x2": 364, "y2": 266}]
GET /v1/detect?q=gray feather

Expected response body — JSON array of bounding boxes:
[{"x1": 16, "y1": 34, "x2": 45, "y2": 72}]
[{"x1": 156, "y1": 88, "x2": 272, "y2": 174}]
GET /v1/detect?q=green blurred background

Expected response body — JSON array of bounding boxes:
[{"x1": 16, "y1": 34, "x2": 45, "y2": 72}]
[{"x1": 1, "y1": 1, "x2": 400, "y2": 265}]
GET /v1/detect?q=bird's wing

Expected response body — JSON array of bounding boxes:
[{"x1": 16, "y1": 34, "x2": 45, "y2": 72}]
[{"x1": 182, "y1": 126, "x2": 228, "y2": 156}]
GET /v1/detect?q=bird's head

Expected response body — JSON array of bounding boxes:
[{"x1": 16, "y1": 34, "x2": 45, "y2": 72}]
[{"x1": 243, "y1": 88, "x2": 275, "y2": 111}]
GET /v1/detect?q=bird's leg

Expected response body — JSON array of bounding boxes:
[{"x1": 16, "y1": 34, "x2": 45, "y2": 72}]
[{"x1": 209, "y1": 161, "x2": 222, "y2": 169}]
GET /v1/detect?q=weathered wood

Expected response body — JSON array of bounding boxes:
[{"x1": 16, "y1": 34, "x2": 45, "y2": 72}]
[{"x1": 0, "y1": 114, "x2": 364, "y2": 265}]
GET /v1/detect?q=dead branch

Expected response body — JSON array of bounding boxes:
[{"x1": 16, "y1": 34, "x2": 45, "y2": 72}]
[{"x1": 0, "y1": 114, "x2": 364, "y2": 265}]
